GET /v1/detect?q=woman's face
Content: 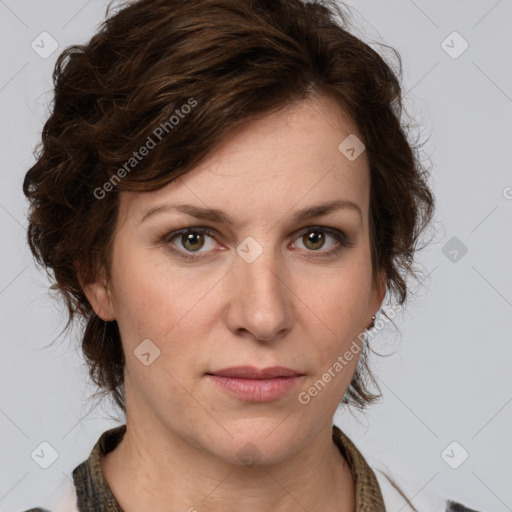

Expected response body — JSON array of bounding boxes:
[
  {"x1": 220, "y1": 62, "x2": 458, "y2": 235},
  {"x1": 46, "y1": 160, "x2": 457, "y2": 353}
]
[{"x1": 86, "y1": 94, "x2": 386, "y2": 465}]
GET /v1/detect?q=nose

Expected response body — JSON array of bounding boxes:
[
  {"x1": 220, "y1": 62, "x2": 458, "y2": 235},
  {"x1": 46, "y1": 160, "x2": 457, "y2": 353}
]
[{"x1": 225, "y1": 241, "x2": 294, "y2": 342}]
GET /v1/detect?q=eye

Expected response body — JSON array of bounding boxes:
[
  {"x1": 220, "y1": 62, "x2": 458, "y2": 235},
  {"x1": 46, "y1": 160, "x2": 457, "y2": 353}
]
[
  {"x1": 291, "y1": 227, "x2": 347, "y2": 257},
  {"x1": 165, "y1": 227, "x2": 218, "y2": 259},
  {"x1": 161, "y1": 226, "x2": 351, "y2": 262}
]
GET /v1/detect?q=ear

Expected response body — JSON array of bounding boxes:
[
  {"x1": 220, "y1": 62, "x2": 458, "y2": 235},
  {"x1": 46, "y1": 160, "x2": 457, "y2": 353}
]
[
  {"x1": 75, "y1": 260, "x2": 115, "y2": 321},
  {"x1": 368, "y1": 268, "x2": 387, "y2": 325}
]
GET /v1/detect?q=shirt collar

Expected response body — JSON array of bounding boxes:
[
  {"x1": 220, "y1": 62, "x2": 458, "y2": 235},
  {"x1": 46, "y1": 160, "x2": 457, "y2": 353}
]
[{"x1": 73, "y1": 423, "x2": 386, "y2": 511}]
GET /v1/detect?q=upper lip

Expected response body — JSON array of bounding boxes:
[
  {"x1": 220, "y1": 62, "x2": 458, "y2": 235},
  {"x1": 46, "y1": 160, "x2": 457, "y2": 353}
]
[{"x1": 207, "y1": 365, "x2": 303, "y2": 379}]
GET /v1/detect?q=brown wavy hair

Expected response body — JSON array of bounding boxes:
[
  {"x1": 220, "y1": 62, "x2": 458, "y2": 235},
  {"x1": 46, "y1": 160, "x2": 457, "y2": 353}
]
[{"x1": 23, "y1": 0, "x2": 435, "y2": 427}]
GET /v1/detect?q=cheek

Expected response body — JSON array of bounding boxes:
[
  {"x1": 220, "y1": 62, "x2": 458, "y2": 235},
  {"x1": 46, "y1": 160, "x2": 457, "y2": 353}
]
[
  {"x1": 109, "y1": 242, "x2": 215, "y2": 357},
  {"x1": 305, "y1": 284, "x2": 367, "y2": 405},
  {"x1": 306, "y1": 256, "x2": 372, "y2": 333},
  {"x1": 303, "y1": 257, "x2": 372, "y2": 388},
  {"x1": 324, "y1": 282, "x2": 370, "y2": 337},
  {"x1": 108, "y1": 241, "x2": 174, "y2": 344}
]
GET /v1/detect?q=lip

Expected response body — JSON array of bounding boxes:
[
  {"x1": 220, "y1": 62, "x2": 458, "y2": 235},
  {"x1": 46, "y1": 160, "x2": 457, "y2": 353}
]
[
  {"x1": 207, "y1": 365, "x2": 302, "y2": 379},
  {"x1": 205, "y1": 366, "x2": 304, "y2": 403}
]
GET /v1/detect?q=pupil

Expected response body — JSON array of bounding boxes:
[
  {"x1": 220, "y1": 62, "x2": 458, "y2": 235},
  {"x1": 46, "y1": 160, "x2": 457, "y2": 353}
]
[
  {"x1": 306, "y1": 231, "x2": 324, "y2": 250},
  {"x1": 184, "y1": 232, "x2": 203, "y2": 251}
]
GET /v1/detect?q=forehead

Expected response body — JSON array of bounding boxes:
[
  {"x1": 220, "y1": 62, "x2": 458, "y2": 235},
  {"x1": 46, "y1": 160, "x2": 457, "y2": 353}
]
[{"x1": 117, "y1": 95, "x2": 370, "y2": 229}]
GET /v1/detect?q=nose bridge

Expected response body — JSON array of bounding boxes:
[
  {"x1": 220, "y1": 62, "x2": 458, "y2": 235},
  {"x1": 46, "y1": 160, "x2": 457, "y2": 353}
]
[
  {"x1": 235, "y1": 234, "x2": 281, "y2": 288},
  {"x1": 230, "y1": 234, "x2": 292, "y2": 339}
]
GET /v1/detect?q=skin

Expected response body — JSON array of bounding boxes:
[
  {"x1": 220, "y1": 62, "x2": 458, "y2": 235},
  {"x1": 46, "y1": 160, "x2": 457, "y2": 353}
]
[{"x1": 82, "y1": 94, "x2": 386, "y2": 512}]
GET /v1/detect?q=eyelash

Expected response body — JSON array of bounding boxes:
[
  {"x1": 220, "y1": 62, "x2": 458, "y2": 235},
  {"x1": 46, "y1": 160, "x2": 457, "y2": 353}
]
[{"x1": 161, "y1": 226, "x2": 352, "y2": 262}]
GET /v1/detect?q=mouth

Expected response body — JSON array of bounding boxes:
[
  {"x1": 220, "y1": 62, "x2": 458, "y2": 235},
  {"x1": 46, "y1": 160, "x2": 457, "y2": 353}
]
[
  {"x1": 205, "y1": 366, "x2": 305, "y2": 402},
  {"x1": 206, "y1": 365, "x2": 303, "y2": 379}
]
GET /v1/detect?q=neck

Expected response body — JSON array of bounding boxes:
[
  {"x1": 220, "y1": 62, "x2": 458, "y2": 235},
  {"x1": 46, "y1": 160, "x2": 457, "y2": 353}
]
[{"x1": 101, "y1": 414, "x2": 355, "y2": 512}]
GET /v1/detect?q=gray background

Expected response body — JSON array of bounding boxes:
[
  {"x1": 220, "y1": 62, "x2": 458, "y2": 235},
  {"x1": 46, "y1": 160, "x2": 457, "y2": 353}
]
[{"x1": 1, "y1": 1, "x2": 511, "y2": 511}]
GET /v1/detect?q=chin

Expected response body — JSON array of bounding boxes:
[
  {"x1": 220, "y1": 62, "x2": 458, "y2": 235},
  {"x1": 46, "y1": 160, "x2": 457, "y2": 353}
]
[{"x1": 206, "y1": 424, "x2": 302, "y2": 467}]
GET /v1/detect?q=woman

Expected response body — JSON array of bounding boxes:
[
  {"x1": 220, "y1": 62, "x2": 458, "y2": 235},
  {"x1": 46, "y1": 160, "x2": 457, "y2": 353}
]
[{"x1": 21, "y1": 0, "x2": 480, "y2": 510}]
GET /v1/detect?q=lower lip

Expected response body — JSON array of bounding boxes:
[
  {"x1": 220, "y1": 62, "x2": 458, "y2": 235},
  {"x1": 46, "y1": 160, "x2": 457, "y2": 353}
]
[{"x1": 206, "y1": 375, "x2": 304, "y2": 402}]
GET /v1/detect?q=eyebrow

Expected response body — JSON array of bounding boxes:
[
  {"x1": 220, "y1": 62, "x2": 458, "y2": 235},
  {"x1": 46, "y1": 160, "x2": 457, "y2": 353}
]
[{"x1": 140, "y1": 198, "x2": 362, "y2": 227}]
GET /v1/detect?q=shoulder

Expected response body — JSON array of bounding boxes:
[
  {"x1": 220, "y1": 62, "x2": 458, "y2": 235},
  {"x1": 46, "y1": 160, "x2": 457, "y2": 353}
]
[
  {"x1": 19, "y1": 466, "x2": 484, "y2": 512},
  {"x1": 20, "y1": 424, "x2": 125, "y2": 512},
  {"x1": 19, "y1": 478, "x2": 79, "y2": 512},
  {"x1": 375, "y1": 467, "x2": 484, "y2": 512},
  {"x1": 375, "y1": 468, "x2": 446, "y2": 511}
]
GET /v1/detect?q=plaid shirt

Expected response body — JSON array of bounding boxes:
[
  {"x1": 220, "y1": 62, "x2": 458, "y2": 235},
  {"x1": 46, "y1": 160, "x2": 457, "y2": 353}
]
[{"x1": 22, "y1": 424, "x2": 481, "y2": 512}]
